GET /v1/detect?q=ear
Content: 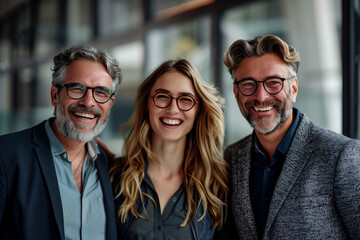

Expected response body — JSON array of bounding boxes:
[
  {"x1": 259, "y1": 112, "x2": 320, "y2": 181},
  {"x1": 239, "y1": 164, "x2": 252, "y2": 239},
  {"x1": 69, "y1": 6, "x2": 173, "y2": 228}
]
[
  {"x1": 290, "y1": 78, "x2": 299, "y2": 103},
  {"x1": 51, "y1": 86, "x2": 58, "y2": 107},
  {"x1": 233, "y1": 83, "x2": 240, "y2": 101},
  {"x1": 108, "y1": 97, "x2": 115, "y2": 107}
]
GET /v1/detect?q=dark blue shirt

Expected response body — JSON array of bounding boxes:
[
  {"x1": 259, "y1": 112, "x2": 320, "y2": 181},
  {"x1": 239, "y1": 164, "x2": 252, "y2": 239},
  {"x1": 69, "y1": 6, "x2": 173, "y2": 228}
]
[{"x1": 250, "y1": 108, "x2": 302, "y2": 237}]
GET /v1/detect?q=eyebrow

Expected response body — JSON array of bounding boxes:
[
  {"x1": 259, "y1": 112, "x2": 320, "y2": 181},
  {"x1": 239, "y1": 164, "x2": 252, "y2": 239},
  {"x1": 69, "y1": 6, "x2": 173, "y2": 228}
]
[
  {"x1": 237, "y1": 74, "x2": 284, "y2": 82},
  {"x1": 153, "y1": 88, "x2": 196, "y2": 98}
]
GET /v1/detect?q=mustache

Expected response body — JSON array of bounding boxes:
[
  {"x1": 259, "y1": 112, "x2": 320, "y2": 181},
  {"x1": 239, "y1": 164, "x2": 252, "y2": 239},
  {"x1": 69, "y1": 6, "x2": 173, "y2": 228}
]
[
  {"x1": 68, "y1": 105, "x2": 103, "y2": 116},
  {"x1": 245, "y1": 100, "x2": 281, "y2": 108}
]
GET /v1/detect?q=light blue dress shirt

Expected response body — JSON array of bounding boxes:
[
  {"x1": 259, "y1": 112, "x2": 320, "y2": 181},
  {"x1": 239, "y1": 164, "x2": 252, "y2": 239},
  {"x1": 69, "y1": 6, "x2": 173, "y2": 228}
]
[{"x1": 45, "y1": 120, "x2": 106, "y2": 240}]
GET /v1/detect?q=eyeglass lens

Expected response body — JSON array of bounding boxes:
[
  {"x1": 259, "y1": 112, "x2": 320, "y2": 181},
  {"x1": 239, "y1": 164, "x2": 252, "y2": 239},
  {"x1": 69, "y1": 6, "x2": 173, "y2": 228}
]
[
  {"x1": 66, "y1": 83, "x2": 113, "y2": 103},
  {"x1": 238, "y1": 78, "x2": 284, "y2": 95},
  {"x1": 153, "y1": 92, "x2": 195, "y2": 111}
]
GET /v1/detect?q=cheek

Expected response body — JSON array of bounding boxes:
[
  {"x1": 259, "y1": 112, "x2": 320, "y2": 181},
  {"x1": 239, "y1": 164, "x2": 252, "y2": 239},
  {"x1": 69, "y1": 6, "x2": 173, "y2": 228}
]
[
  {"x1": 185, "y1": 109, "x2": 197, "y2": 126},
  {"x1": 237, "y1": 95, "x2": 247, "y2": 107},
  {"x1": 147, "y1": 104, "x2": 159, "y2": 128}
]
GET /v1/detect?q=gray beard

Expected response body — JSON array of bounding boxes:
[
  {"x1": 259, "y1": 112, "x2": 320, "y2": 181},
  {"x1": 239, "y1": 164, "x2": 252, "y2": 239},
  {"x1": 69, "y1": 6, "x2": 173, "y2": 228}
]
[
  {"x1": 240, "y1": 92, "x2": 293, "y2": 135},
  {"x1": 247, "y1": 104, "x2": 292, "y2": 135},
  {"x1": 55, "y1": 105, "x2": 108, "y2": 142}
]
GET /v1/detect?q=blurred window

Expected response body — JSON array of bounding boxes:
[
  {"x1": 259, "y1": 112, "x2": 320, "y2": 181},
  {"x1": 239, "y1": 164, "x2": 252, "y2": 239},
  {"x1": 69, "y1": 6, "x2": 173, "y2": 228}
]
[
  {"x1": 12, "y1": 5, "x2": 33, "y2": 61},
  {"x1": 0, "y1": 72, "x2": 11, "y2": 111},
  {"x1": 146, "y1": 16, "x2": 211, "y2": 83},
  {"x1": 34, "y1": 0, "x2": 59, "y2": 57},
  {"x1": 36, "y1": 62, "x2": 53, "y2": 107},
  {"x1": 0, "y1": 72, "x2": 11, "y2": 134},
  {"x1": 18, "y1": 67, "x2": 33, "y2": 109},
  {"x1": 98, "y1": 0, "x2": 142, "y2": 36},
  {"x1": 0, "y1": 20, "x2": 11, "y2": 65},
  {"x1": 67, "y1": 0, "x2": 93, "y2": 45},
  {"x1": 99, "y1": 41, "x2": 145, "y2": 156}
]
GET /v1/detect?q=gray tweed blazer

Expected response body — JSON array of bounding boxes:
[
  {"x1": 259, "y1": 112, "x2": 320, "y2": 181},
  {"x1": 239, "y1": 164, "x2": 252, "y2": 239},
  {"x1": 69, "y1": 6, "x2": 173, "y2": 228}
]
[{"x1": 225, "y1": 114, "x2": 360, "y2": 239}]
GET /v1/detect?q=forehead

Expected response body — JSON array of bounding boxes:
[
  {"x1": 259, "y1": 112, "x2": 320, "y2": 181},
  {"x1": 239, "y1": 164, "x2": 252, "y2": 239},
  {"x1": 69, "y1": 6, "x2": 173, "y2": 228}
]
[
  {"x1": 151, "y1": 71, "x2": 196, "y2": 94},
  {"x1": 235, "y1": 53, "x2": 289, "y2": 80},
  {"x1": 65, "y1": 59, "x2": 112, "y2": 87}
]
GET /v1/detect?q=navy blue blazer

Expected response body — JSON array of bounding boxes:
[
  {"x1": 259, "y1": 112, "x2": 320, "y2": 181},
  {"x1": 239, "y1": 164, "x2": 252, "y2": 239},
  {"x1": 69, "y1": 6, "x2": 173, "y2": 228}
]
[{"x1": 0, "y1": 121, "x2": 117, "y2": 240}]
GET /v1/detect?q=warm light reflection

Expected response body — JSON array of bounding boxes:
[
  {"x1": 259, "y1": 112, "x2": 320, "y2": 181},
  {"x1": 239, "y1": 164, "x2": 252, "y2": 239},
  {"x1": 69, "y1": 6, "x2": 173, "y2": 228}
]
[{"x1": 156, "y1": 0, "x2": 215, "y2": 21}]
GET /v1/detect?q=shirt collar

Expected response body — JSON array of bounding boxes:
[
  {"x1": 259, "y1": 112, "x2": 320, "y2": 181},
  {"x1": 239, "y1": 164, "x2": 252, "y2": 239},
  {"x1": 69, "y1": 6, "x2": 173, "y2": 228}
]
[
  {"x1": 276, "y1": 107, "x2": 302, "y2": 155},
  {"x1": 252, "y1": 108, "x2": 302, "y2": 159},
  {"x1": 45, "y1": 118, "x2": 100, "y2": 161}
]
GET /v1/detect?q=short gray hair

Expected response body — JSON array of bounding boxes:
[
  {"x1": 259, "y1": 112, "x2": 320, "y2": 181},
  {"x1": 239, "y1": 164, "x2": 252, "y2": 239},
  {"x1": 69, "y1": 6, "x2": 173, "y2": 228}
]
[{"x1": 52, "y1": 45, "x2": 122, "y2": 92}]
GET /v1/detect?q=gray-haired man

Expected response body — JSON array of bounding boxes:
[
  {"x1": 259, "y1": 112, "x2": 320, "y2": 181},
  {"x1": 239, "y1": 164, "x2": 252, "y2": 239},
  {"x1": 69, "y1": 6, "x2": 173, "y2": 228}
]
[{"x1": 0, "y1": 45, "x2": 121, "y2": 240}]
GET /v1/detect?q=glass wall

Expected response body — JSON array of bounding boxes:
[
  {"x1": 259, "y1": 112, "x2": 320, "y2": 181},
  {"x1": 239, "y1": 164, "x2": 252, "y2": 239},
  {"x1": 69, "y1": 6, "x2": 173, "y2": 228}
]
[
  {"x1": 146, "y1": 16, "x2": 211, "y2": 81},
  {"x1": 98, "y1": 0, "x2": 143, "y2": 36},
  {"x1": 0, "y1": 0, "x2": 355, "y2": 155},
  {"x1": 0, "y1": 72, "x2": 11, "y2": 133},
  {"x1": 104, "y1": 41, "x2": 145, "y2": 156},
  {"x1": 34, "y1": 0, "x2": 59, "y2": 57},
  {"x1": 66, "y1": 0, "x2": 93, "y2": 45}
]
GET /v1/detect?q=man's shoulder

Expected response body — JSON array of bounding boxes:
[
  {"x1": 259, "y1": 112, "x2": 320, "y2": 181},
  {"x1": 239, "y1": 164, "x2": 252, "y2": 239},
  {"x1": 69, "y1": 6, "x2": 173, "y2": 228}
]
[
  {"x1": 301, "y1": 115, "x2": 352, "y2": 143},
  {"x1": 297, "y1": 114, "x2": 360, "y2": 152},
  {"x1": 0, "y1": 121, "x2": 47, "y2": 148},
  {"x1": 225, "y1": 134, "x2": 252, "y2": 152},
  {"x1": 1, "y1": 121, "x2": 46, "y2": 136}
]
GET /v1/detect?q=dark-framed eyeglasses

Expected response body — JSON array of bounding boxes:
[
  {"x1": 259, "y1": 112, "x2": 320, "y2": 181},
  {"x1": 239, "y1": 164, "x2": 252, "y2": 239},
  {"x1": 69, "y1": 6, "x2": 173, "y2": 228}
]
[
  {"x1": 150, "y1": 92, "x2": 198, "y2": 111},
  {"x1": 56, "y1": 82, "x2": 115, "y2": 104},
  {"x1": 233, "y1": 76, "x2": 295, "y2": 96}
]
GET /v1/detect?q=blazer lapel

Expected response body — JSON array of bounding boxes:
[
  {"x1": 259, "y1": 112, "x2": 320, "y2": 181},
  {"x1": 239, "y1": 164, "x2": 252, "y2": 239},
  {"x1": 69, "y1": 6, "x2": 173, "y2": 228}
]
[
  {"x1": 264, "y1": 115, "x2": 313, "y2": 235},
  {"x1": 231, "y1": 136, "x2": 258, "y2": 239},
  {"x1": 32, "y1": 122, "x2": 65, "y2": 240},
  {"x1": 96, "y1": 153, "x2": 117, "y2": 240}
]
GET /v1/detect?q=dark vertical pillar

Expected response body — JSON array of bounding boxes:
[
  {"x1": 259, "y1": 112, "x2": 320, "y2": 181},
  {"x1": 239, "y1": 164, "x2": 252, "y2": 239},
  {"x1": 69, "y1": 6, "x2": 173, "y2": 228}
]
[
  {"x1": 342, "y1": 0, "x2": 358, "y2": 138},
  {"x1": 57, "y1": 0, "x2": 67, "y2": 47}
]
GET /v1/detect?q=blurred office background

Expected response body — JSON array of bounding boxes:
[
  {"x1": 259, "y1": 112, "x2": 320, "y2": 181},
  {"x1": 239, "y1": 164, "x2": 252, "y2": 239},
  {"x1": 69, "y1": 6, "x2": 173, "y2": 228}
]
[{"x1": 0, "y1": 0, "x2": 359, "y2": 156}]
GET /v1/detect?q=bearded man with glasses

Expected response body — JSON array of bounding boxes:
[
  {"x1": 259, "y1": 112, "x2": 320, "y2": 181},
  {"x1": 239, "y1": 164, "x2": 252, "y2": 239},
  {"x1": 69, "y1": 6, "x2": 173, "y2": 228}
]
[
  {"x1": 0, "y1": 45, "x2": 121, "y2": 240},
  {"x1": 220, "y1": 35, "x2": 360, "y2": 239}
]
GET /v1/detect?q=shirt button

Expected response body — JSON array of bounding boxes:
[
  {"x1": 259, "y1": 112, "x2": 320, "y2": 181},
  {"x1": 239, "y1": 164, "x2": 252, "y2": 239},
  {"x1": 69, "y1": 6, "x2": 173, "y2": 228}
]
[
  {"x1": 63, "y1": 153, "x2": 67, "y2": 159},
  {"x1": 172, "y1": 197, "x2": 177, "y2": 202}
]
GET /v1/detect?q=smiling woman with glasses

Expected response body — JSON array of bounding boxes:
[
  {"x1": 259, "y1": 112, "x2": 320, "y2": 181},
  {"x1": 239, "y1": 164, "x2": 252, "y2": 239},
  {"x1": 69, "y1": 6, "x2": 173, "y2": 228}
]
[{"x1": 110, "y1": 59, "x2": 229, "y2": 239}]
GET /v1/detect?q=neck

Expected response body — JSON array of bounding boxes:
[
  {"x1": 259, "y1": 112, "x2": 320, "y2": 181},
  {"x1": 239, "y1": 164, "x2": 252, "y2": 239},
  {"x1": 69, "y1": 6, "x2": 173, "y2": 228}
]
[
  {"x1": 148, "y1": 136, "x2": 186, "y2": 175},
  {"x1": 255, "y1": 112, "x2": 294, "y2": 159}
]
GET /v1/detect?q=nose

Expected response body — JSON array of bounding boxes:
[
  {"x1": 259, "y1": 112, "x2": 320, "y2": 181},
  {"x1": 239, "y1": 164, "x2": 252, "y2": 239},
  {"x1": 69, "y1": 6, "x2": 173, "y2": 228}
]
[
  {"x1": 78, "y1": 89, "x2": 96, "y2": 107},
  {"x1": 167, "y1": 98, "x2": 180, "y2": 113},
  {"x1": 252, "y1": 82, "x2": 270, "y2": 102}
]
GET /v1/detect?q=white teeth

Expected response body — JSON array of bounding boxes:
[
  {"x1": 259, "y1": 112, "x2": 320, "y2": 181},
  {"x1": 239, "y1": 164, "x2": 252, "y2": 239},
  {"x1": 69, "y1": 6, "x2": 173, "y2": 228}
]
[
  {"x1": 254, "y1": 106, "x2": 273, "y2": 112},
  {"x1": 162, "y1": 118, "x2": 181, "y2": 125},
  {"x1": 74, "y1": 112, "x2": 96, "y2": 119}
]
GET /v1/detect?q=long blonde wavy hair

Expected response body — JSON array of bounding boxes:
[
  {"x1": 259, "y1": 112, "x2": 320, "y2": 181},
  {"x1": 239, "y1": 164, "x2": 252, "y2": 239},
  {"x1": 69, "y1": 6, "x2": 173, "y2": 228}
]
[{"x1": 110, "y1": 59, "x2": 229, "y2": 229}]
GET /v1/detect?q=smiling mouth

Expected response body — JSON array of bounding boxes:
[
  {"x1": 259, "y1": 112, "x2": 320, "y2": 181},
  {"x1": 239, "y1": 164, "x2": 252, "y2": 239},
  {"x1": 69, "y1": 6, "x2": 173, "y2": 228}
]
[
  {"x1": 253, "y1": 106, "x2": 274, "y2": 112},
  {"x1": 73, "y1": 111, "x2": 97, "y2": 120},
  {"x1": 161, "y1": 118, "x2": 182, "y2": 126}
]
